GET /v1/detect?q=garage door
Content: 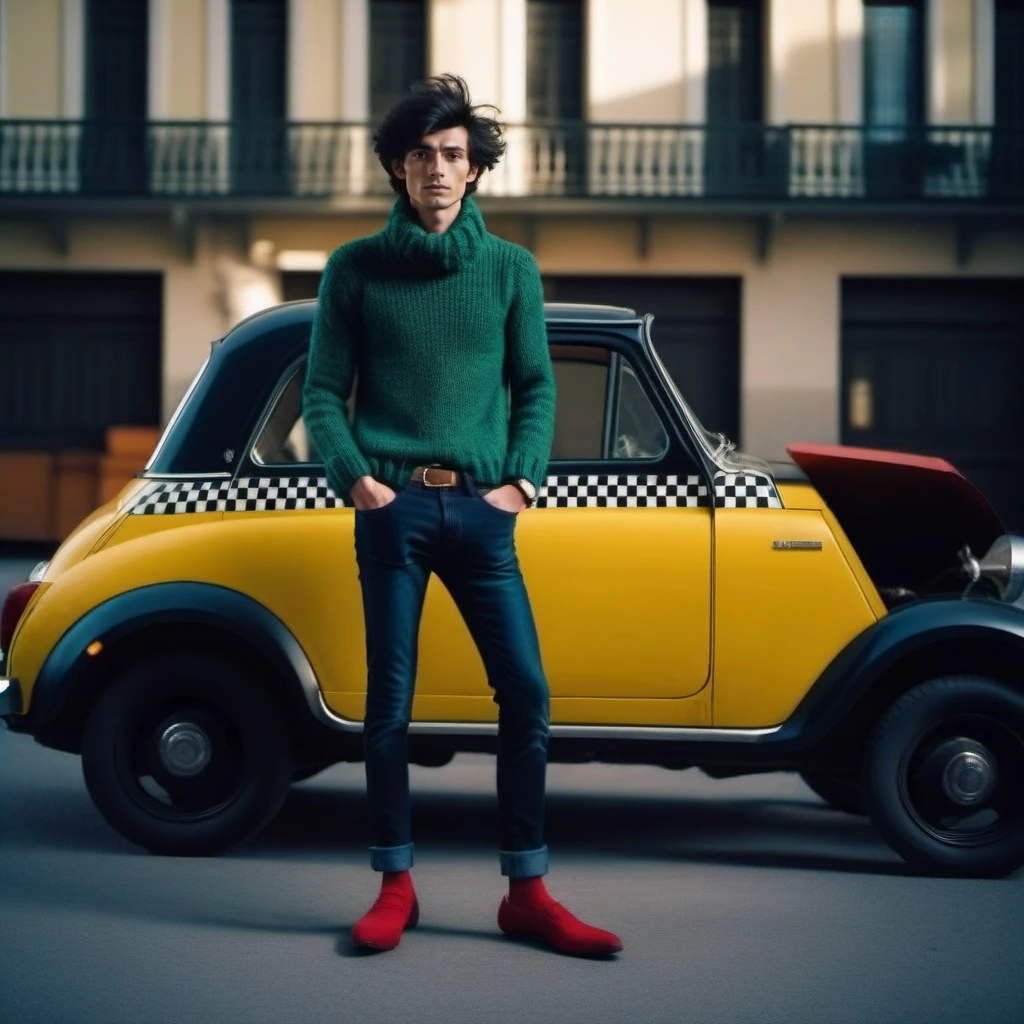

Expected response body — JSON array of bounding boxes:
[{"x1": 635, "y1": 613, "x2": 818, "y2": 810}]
[
  {"x1": 842, "y1": 278, "x2": 1024, "y2": 531},
  {"x1": 0, "y1": 271, "x2": 162, "y2": 451},
  {"x1": 545, "y1": 276, "x2": 741, "y2": 443}
]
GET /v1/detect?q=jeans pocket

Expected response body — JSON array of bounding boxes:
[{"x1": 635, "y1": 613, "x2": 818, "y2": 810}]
[
  {"x1": 355, "y1": 484, "x2": 406, "y2": 515},
  {"x1": 476, "y1": 491, "x2": 519, "y2": 517}
]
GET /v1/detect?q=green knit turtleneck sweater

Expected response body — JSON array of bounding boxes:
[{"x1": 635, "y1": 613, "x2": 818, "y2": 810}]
[{"x1": 301, "y1": 192, "x2": 556, "y2": 500}]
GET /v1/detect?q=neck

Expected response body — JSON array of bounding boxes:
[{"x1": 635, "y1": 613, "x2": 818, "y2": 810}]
[{"x1": 409, "y1": 195, "x2": 463, "y2": 234}]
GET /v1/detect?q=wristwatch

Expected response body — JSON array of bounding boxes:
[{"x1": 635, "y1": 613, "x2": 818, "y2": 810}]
[{"x1": 512, "y1": 477, "x2": 538, "y2": 507}]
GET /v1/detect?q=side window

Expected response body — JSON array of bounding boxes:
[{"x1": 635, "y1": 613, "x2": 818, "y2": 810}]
[
  {"x1": 252, "y1": 361, "x2": 324, "y2": 466},
  {"x1": 252, "y1": 345, "x2": 670, "y2": 468},
  {"x1": 551, "y1": 344, "x2": 669, "y2": 462}
]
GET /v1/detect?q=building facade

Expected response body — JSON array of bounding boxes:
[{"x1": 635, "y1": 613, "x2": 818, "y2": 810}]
[{"x1": 1, "y1": 0, "x2": 1023, "y2": 534}]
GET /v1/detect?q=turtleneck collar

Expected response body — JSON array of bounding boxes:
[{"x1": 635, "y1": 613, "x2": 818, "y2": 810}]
[{"x1": 383, "y1": 192, "x2": 488, "y2": 274}]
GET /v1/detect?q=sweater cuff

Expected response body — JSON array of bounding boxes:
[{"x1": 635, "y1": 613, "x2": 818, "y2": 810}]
[
  {"x1": 326, "y1": 452, "x2": 373, "y2": 501},
  {"x1": 501, "y1": 452, "x2": 548, "y2": 494}
]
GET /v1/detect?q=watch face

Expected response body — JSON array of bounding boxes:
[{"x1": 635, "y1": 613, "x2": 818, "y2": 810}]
[{"x1": 518, "y1": 478, "x2": 537, "y2": 499}]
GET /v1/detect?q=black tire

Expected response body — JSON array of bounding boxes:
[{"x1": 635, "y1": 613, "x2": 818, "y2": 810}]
[
  {"x1": 81, "y1": 649, "x2": 294, "y2": 856},
  {"x1": 799, "y1": 770, "x2": 867, "y2": 816},
  {"x1": 862, "y1": 675, "x2": 1024, "y2": 878}
]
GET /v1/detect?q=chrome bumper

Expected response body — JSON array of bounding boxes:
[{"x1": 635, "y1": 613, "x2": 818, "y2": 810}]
[{"x1": 0, "y1": 676, "x2": 22, "y2": 717}]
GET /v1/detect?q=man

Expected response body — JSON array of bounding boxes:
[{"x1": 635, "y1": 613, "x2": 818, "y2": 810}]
[{"x1": 302, "y1": 73, "x2": 622, "y2": 959}]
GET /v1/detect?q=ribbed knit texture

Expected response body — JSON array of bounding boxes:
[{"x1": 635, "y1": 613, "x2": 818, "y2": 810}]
[{"x1": 301, "y1": 193, "x2": 556, "y2": 499}]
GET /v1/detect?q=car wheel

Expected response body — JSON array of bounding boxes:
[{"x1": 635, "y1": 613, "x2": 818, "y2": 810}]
[
  {"x1": 81, "y1": 649, "x2": 294, "y2": 856},
  {"x1": 799, "y1": 770, "x2": 867, "y2": 816},
  {"x1": 862, "y1": 675, "x2": 1024, "y2": 878}
]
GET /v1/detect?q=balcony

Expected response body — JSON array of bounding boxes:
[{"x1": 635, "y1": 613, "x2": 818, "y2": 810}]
[{"x1": 1, "y1": 120, "x2": 1020, "y2": 213}]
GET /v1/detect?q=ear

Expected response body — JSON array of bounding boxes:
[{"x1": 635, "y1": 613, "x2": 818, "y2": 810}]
[
  {"x1": 467, "y1": 164, "x2": 480, "y2": 183},
  {"x1": 391, "y1": 157, "x2": 406, "y2": 180}
]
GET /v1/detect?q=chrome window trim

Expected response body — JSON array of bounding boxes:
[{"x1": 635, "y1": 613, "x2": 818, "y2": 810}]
[{"x1": 137, "y1": 471, "x2": 232, "y2": 479}]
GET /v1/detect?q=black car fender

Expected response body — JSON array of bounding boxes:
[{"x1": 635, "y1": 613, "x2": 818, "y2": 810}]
[
  {"x1": 773, "y1": 595, "x2": 1024, "y2": 759},
  {"x1": 18, "y1": 582, "x2": 339, "y2": 753}
]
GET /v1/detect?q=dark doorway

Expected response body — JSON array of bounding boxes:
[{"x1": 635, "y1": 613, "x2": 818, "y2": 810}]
[
  {"x1": 0, "y1": 272, "x2": 162, "y2": 452},
  {"x1": 545, "y1": 277, "x2": 741, "y2": 444},
  {"x1": 83, "y1": 0, "x2": 148, "y2": 194},
  {"x1": 281, "y1": 272, "x2": 322, "y2": 302},
  {"x1": 231, "y1": 0, "x2": 288, "y2": 194},
  {"x1": 841, "y1": 278, "x2": 1024, "y2": 531}
]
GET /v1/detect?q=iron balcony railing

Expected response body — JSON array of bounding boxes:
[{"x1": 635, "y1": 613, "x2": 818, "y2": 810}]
[{"x1": 0, "y1": 119, "x2": 1021, "y2": 202}]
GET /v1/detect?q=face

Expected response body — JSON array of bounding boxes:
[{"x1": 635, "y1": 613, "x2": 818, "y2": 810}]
[{"x1": 391, "y1": 125, "x2": 480, "y2": 212}]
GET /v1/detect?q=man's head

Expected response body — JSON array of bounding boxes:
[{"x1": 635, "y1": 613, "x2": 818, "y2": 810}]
[{"x1": 373, "y1": 73, "x2": 506, "y2": 211}]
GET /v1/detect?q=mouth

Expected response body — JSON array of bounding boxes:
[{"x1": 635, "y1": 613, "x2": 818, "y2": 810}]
[{"x1": 424, "y1": 185, "x2": 448, "y2": 192}]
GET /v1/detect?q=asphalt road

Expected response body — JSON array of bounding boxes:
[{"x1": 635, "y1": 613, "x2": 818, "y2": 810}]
[{"x1": 2, "y1": 725, "x2": 1022, "y2": 1024}]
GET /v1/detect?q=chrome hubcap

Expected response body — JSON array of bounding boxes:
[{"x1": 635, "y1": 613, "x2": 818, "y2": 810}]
[
  {"x1": 159, "y1": 721, "x2": 213, "y2": 777},
  {"x1": 941, "y1": 747, "x2": 997, "y2": 806}
]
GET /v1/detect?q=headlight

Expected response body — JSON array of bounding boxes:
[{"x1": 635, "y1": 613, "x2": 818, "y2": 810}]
[
  {"x1": 976, "y1": 534, "x2": 1024, "y2": 606},
  {"x1": 28, "y1": 560, "x2": 49, "y2": 583}
]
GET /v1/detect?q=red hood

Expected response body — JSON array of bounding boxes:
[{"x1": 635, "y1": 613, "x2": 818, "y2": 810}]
[{"x1": 786, "y1": 443, "x2": 1005, "y2": 592}]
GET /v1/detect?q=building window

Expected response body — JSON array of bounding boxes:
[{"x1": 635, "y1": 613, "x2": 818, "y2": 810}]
[
  {"x1": 370, "y1": 0, "x2": 426, "y2": 124},
  {"x1": 230, "y1": 0, "x2": 288, "y2": 194},
  {"x1": 526, "y1": 0, "x2": 583, "y2": 122},
  {"x1": 863, "y1": 1, "x2": 924, "y2": 130},
  {"x1": 83, "y1": 0, "x2": 148, "y2": 193},
  {"x1": 996, "y1": 0, "x2": 1024, "y2": 126},
  {"x1": 706, "y1": 0, "x2": 763, "y2": 124}
]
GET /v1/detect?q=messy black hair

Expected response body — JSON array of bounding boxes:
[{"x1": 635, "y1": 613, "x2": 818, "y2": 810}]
[{"x1": 372, "y1": 73, "x2": 506, "y2": 197}]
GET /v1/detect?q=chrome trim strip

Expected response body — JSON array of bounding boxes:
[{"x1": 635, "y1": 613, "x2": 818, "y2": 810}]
[
  {"x1": 545, "y1": 317, "x2": 644, "y2": 326},
  {"x1": 137, "y1": 471, "x2": 233, "y2": 479},
  {"x1": 304, "y1": 684, "x2": 780, "y2": 742}
]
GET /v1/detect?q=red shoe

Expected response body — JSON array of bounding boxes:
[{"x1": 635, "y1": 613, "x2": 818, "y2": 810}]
[
  {"x1": 498, "y1": 895, "x2": 623, "y2": 957},
  {"x1": 351, "y1": 887, "x2": 419, "y2": 951}
]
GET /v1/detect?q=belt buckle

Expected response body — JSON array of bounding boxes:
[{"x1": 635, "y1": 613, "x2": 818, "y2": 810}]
[{"x1": 422, "y1": 464, "x2": 457, "y2": 488}]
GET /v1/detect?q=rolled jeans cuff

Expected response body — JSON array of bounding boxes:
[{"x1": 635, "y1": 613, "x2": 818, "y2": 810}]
[
  {"x1": 499, "y1": 845, "x2": 549, "y2": 878},
  {"x1": 369, "y1": 842, "x2": 414, "y2": 872}
]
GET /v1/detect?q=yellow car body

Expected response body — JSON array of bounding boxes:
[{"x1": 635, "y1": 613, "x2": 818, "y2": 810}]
[{"x1": 4, "y1": 301, "x2": 1023, "y2": 876}]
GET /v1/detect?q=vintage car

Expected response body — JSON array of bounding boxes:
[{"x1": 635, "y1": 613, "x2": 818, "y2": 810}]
[{"x1": 2, "y1": 301, "x2": 1023, "y2": 878}]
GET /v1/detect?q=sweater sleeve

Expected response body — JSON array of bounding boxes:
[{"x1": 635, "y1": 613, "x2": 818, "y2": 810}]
[
  {"x1": 301, "y1": 248, "x2": 373, "y2": 499},
  {"x1": 500, "y1": 247, "x2": 556, "y2": 491}
]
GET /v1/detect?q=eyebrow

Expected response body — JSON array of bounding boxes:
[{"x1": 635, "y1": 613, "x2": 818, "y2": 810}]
[{"x1": 413, "y1": 141, "x2": 465, "y2": 154}]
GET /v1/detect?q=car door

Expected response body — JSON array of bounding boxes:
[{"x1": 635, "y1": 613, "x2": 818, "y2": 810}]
[
  {"x1": 411, "y1": 332, "x2": 713, "y2": 725},
  {"x1": 241, "y1": 334, "x2": 712, "y2": 727}
]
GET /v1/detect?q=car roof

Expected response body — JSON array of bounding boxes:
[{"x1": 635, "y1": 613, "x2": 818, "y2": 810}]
[{"x1": 223, "y1": 298, "x2": 640, "y2": 343}]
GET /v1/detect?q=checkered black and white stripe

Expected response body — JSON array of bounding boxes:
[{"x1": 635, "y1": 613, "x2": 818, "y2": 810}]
[
  {"x1": 128, "y1": 476, "x2": 340, "y2": 514},
  {"x1": 713, "y1": 472, "x2": 783, "y2": 508},
  {"x1": 535, "y1": 474, "x2": 709, "y2": 507},
  {"x1": 128, "y1": 471, "x2": 782, "y2": 514}
]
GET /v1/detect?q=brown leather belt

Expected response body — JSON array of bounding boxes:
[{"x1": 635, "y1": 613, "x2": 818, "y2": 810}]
[{"x1": 411, "y1": 464, "x2": 460, "y2": 487}]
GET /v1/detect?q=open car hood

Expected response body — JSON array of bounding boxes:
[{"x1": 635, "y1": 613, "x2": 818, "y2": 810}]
[{"x1": 786, "y1": 443, "x2": 1005, "y2": 593}]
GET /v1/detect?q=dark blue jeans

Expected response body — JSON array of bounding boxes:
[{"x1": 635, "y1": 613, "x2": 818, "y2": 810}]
[{"x1": 353, "y1": 469, "x2": 550, "y2": 878}]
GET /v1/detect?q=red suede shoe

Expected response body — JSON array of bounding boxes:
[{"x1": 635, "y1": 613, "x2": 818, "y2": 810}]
[
  {"x1": 351, "y1": 872, "x2": 419, "y2": 951},
  {"x1": 498, "y1": 893, "x2": 623, "y2": 958}
]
